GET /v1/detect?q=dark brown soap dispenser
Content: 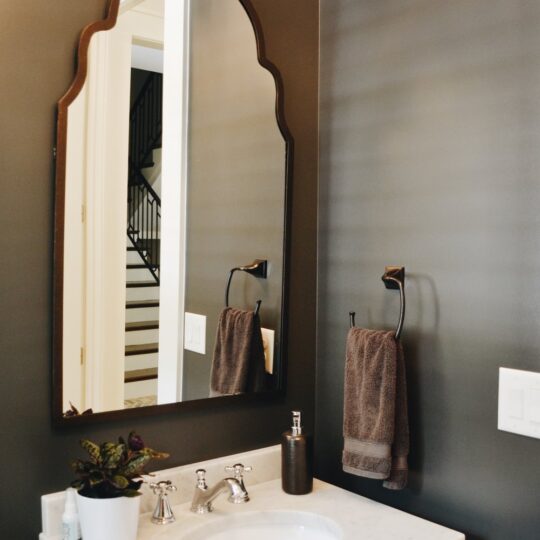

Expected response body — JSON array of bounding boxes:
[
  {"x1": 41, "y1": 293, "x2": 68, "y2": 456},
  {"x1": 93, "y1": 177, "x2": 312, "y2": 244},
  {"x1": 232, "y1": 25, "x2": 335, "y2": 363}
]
[{"x1": 281, "y1": 410, "x2": 313, "y2": 494}]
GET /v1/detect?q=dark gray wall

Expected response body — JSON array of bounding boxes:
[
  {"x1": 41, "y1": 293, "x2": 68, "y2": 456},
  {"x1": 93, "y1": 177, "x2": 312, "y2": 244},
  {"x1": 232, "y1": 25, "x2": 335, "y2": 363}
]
[
  {"x1": 0, "y1": 0, "x2": 318, "y2": 537},
  {"x1": 184, "y1": 0, "x2": 285, "y2": 400},
  {"x1": 317, "y1": 1, "x2": 540, "y2": 539}
]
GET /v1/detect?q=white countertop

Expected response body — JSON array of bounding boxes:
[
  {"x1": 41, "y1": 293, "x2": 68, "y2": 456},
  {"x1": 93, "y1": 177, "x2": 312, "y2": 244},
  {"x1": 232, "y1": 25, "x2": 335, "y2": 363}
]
[
  {"x1": 137, "y1": 477, "x2": 465, "y2": 540},
  {"x1": 41, "y1": 446, "x2": 465, "y2": 540}
]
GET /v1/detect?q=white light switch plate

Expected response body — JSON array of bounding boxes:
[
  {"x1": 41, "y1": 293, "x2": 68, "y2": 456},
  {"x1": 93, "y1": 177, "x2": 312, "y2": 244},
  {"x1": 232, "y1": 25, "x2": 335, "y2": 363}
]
[
  {"x1": 261, "y1": 327, "x2": 275, "y2": 374},
  {"x1": 498, "y1": 367, "x2": 540, "y2": 439},
  {"x1": 184, "y1": 312, "x2": 206, "y2": 354}
]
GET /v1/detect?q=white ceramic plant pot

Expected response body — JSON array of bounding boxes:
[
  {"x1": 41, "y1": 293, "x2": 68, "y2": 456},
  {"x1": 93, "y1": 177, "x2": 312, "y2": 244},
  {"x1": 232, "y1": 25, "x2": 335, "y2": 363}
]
[{"x1": 76, "y1": 492, "x2": 141, "y2": 540}]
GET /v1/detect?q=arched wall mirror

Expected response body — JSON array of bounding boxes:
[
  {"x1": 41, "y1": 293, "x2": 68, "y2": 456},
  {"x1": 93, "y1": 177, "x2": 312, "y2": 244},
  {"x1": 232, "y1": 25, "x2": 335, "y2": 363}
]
[{"x1": 52, "y1": 0, "x2": 292, "y2": 424}]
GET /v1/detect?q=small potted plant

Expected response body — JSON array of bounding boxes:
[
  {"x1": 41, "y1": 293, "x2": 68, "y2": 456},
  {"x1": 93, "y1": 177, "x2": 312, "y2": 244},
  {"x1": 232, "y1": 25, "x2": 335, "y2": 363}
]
[{"x1": 71, "y1": 431, "x2": 169, "y2": 540}]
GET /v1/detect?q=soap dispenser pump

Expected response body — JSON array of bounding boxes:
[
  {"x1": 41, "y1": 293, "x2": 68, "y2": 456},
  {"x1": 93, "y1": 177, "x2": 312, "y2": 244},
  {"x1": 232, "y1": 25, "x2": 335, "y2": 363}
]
[{"x1": 281, "y1": 410, "x2": 313, "y2": 495}]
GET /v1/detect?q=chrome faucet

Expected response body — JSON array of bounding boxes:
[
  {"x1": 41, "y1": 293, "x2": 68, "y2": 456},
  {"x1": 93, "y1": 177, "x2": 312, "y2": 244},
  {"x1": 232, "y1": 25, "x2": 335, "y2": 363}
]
[
  {"x1": 150, "y1": 480, "x2": 177, "y2": 524},
  {"x1": 224, "y1": 463, "x2": 252, "y2": 499},
  {"x1": 190, "y1": 465, "x2": 251, "y2": 514}
]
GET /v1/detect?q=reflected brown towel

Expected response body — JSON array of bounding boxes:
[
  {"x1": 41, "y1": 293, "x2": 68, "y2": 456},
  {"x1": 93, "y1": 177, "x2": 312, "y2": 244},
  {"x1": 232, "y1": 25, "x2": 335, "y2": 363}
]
[
  {"x1": 210, "y1": 307, "x2": 267, "y2": 396},
  {"x1": 342, "y1": 328, "x2": 409, "y2": 490}
]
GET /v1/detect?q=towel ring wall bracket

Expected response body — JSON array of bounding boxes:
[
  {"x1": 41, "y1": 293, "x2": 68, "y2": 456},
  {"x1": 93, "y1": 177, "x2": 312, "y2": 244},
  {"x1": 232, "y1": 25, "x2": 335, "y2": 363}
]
[
  {"x1": 349, "y1": 266, "x2": 406, "y2": 340},
  {"x1": 225, "y1": 259, "x2": 268, "y2": 315},
  {"x1": 381, "y1": 266, "x2": 404, "y2": 291}
]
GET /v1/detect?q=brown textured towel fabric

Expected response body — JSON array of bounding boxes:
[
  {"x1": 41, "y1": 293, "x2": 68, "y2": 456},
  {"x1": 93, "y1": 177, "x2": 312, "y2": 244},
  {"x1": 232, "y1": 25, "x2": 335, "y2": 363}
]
[
  {"x1": 342, "y1": 327, "x2": 409, "y2": 490},
  {"x1": 210, "y1": 307, "x2": 268, "y2": 396}
]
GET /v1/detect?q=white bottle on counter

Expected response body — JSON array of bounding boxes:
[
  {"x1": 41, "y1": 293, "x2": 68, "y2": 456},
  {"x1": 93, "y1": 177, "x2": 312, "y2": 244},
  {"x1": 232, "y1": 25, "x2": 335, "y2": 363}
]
[{"x1": 62, "y1": 488, "x2": 81, "y2": 540}]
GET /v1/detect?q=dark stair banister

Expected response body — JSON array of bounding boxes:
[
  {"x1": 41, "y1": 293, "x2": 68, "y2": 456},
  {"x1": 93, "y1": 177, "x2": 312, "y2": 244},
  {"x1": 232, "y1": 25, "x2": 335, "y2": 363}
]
[{"x1": 127, "y1": 72, "x2": 163, "y2": 284}]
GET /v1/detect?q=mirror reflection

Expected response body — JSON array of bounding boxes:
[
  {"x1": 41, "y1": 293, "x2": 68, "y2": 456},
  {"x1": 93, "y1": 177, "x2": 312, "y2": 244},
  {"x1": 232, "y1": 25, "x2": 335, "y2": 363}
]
[{"x1": 59, "y1": 0, "x2": 286, "y2": 416}]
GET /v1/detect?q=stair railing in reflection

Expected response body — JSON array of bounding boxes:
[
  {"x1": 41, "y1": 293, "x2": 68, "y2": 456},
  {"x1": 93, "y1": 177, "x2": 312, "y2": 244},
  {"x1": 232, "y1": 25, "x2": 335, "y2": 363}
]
[{"x1": 127, "y1": 72, "x2": 163, "y2": 284}]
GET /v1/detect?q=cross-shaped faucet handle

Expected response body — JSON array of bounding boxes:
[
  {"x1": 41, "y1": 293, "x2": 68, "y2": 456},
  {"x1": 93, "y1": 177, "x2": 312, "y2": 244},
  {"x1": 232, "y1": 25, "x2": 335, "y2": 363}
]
[
  {"x1": 224, "y1": 463, "x2": 252, "y2": 481},
  {"x1": 149, "y1": 480, "x2": 177, "y2": 495}
]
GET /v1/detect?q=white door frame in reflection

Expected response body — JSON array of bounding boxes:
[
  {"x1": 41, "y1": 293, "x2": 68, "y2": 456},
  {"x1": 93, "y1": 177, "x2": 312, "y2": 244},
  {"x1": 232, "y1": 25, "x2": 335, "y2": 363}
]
[
  {"x1": 158, "y1": 0, "x2": 190, "y2": 404},
  {"x1": 63, "y1": 14, "x2": 142, "y2": 413}
]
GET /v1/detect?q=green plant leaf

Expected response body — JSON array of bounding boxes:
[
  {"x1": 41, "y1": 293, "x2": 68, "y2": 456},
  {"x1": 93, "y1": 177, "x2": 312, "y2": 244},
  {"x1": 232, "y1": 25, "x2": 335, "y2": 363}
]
[
  {"x1": 140, "y1": 447, "x2": 170, "y2": 460},
  {"x1": 121, "y1": 454, "x2": 151, "y2": 477},
  {"x1": 89, "y1": 471, "x2": 104, "y2": 486},
  {"x1": 80, "y1": 439, "x2": 101, "y2": 464},
  {"x1": 101, "y1": 442, "x2": 125, "y2": 469},
  {"x1": 112, "y1": 475, "x2": 129, "y2": 489},
  {"x1": 122, "y1": 489, "x2": 142, "y2": 498},
  {"x1": 129, "y1": 479, "x2": 143, "y2": 490},
  {"x1": 71, "y1": 459, "x2": 85, "y2": 473}
]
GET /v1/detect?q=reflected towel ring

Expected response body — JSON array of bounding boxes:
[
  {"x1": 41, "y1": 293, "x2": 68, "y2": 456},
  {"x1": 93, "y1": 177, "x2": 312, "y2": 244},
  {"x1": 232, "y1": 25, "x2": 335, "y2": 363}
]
[
  {"x1": 349, "y1": 266, "x2": 406, "y2": 340},
  {"x1": 225, "y1": 259, "x2": 268, "y2": 316}
]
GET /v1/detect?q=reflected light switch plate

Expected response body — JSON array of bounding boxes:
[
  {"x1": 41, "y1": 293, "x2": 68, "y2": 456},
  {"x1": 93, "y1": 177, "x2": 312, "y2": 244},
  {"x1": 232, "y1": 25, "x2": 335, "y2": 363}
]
[
  {"x1": 184, "y1": 313, "x2": 206, "y2": 355},
  {"x1": 498, "y1": 367, "x2": 540, "y2": 439},
  {"x1": 261, "y1": 328, "x2": 275, "y2": 374}
]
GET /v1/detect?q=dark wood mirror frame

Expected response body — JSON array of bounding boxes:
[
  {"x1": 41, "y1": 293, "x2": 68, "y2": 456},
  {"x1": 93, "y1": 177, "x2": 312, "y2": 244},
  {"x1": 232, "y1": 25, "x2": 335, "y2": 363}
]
[{"x1": 52, "y1": 0, "x2": 294, "y2": 426}]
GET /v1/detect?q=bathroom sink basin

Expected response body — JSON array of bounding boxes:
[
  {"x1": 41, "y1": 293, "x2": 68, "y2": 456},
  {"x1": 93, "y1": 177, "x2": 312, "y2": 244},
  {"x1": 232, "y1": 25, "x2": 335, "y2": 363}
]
[{"x1": 176, "y1": 510, "x2": 343, "y2": 540}]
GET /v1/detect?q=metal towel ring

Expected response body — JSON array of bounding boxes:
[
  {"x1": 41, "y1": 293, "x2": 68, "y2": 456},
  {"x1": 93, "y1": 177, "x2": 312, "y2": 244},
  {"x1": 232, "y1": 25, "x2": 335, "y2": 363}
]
[
  {"x1": 349, "y1": 266, "x2": 406, "y2": 340},
  {"x1": 225, "y1": 259, "x2": 268, "y2": 316}
]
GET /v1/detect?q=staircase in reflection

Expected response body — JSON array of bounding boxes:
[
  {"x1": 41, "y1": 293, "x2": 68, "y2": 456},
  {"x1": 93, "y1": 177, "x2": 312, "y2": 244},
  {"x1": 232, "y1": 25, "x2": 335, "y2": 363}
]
[
  {"x1": 124, "y1": 69, "x2": 163, "y2": 407},
  {"x1": 124, "y1": 237, "x2": 159, "y2": 408}
]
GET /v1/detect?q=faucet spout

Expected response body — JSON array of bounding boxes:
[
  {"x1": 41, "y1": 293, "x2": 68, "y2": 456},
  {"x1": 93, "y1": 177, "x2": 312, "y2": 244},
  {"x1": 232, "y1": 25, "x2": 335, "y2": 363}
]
[{"x1": 190, "y1": 476, "x2": 248, "y2": 514}]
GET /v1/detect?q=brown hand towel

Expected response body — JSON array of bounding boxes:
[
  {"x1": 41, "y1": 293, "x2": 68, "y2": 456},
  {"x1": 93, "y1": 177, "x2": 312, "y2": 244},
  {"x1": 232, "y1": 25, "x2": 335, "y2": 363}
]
[
  {"x1": 210, "y1": 307, "x2": 268, "y2": 396},
  {"x1": 342, "y1": 327, "x2": 409, "y2": 490}
]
